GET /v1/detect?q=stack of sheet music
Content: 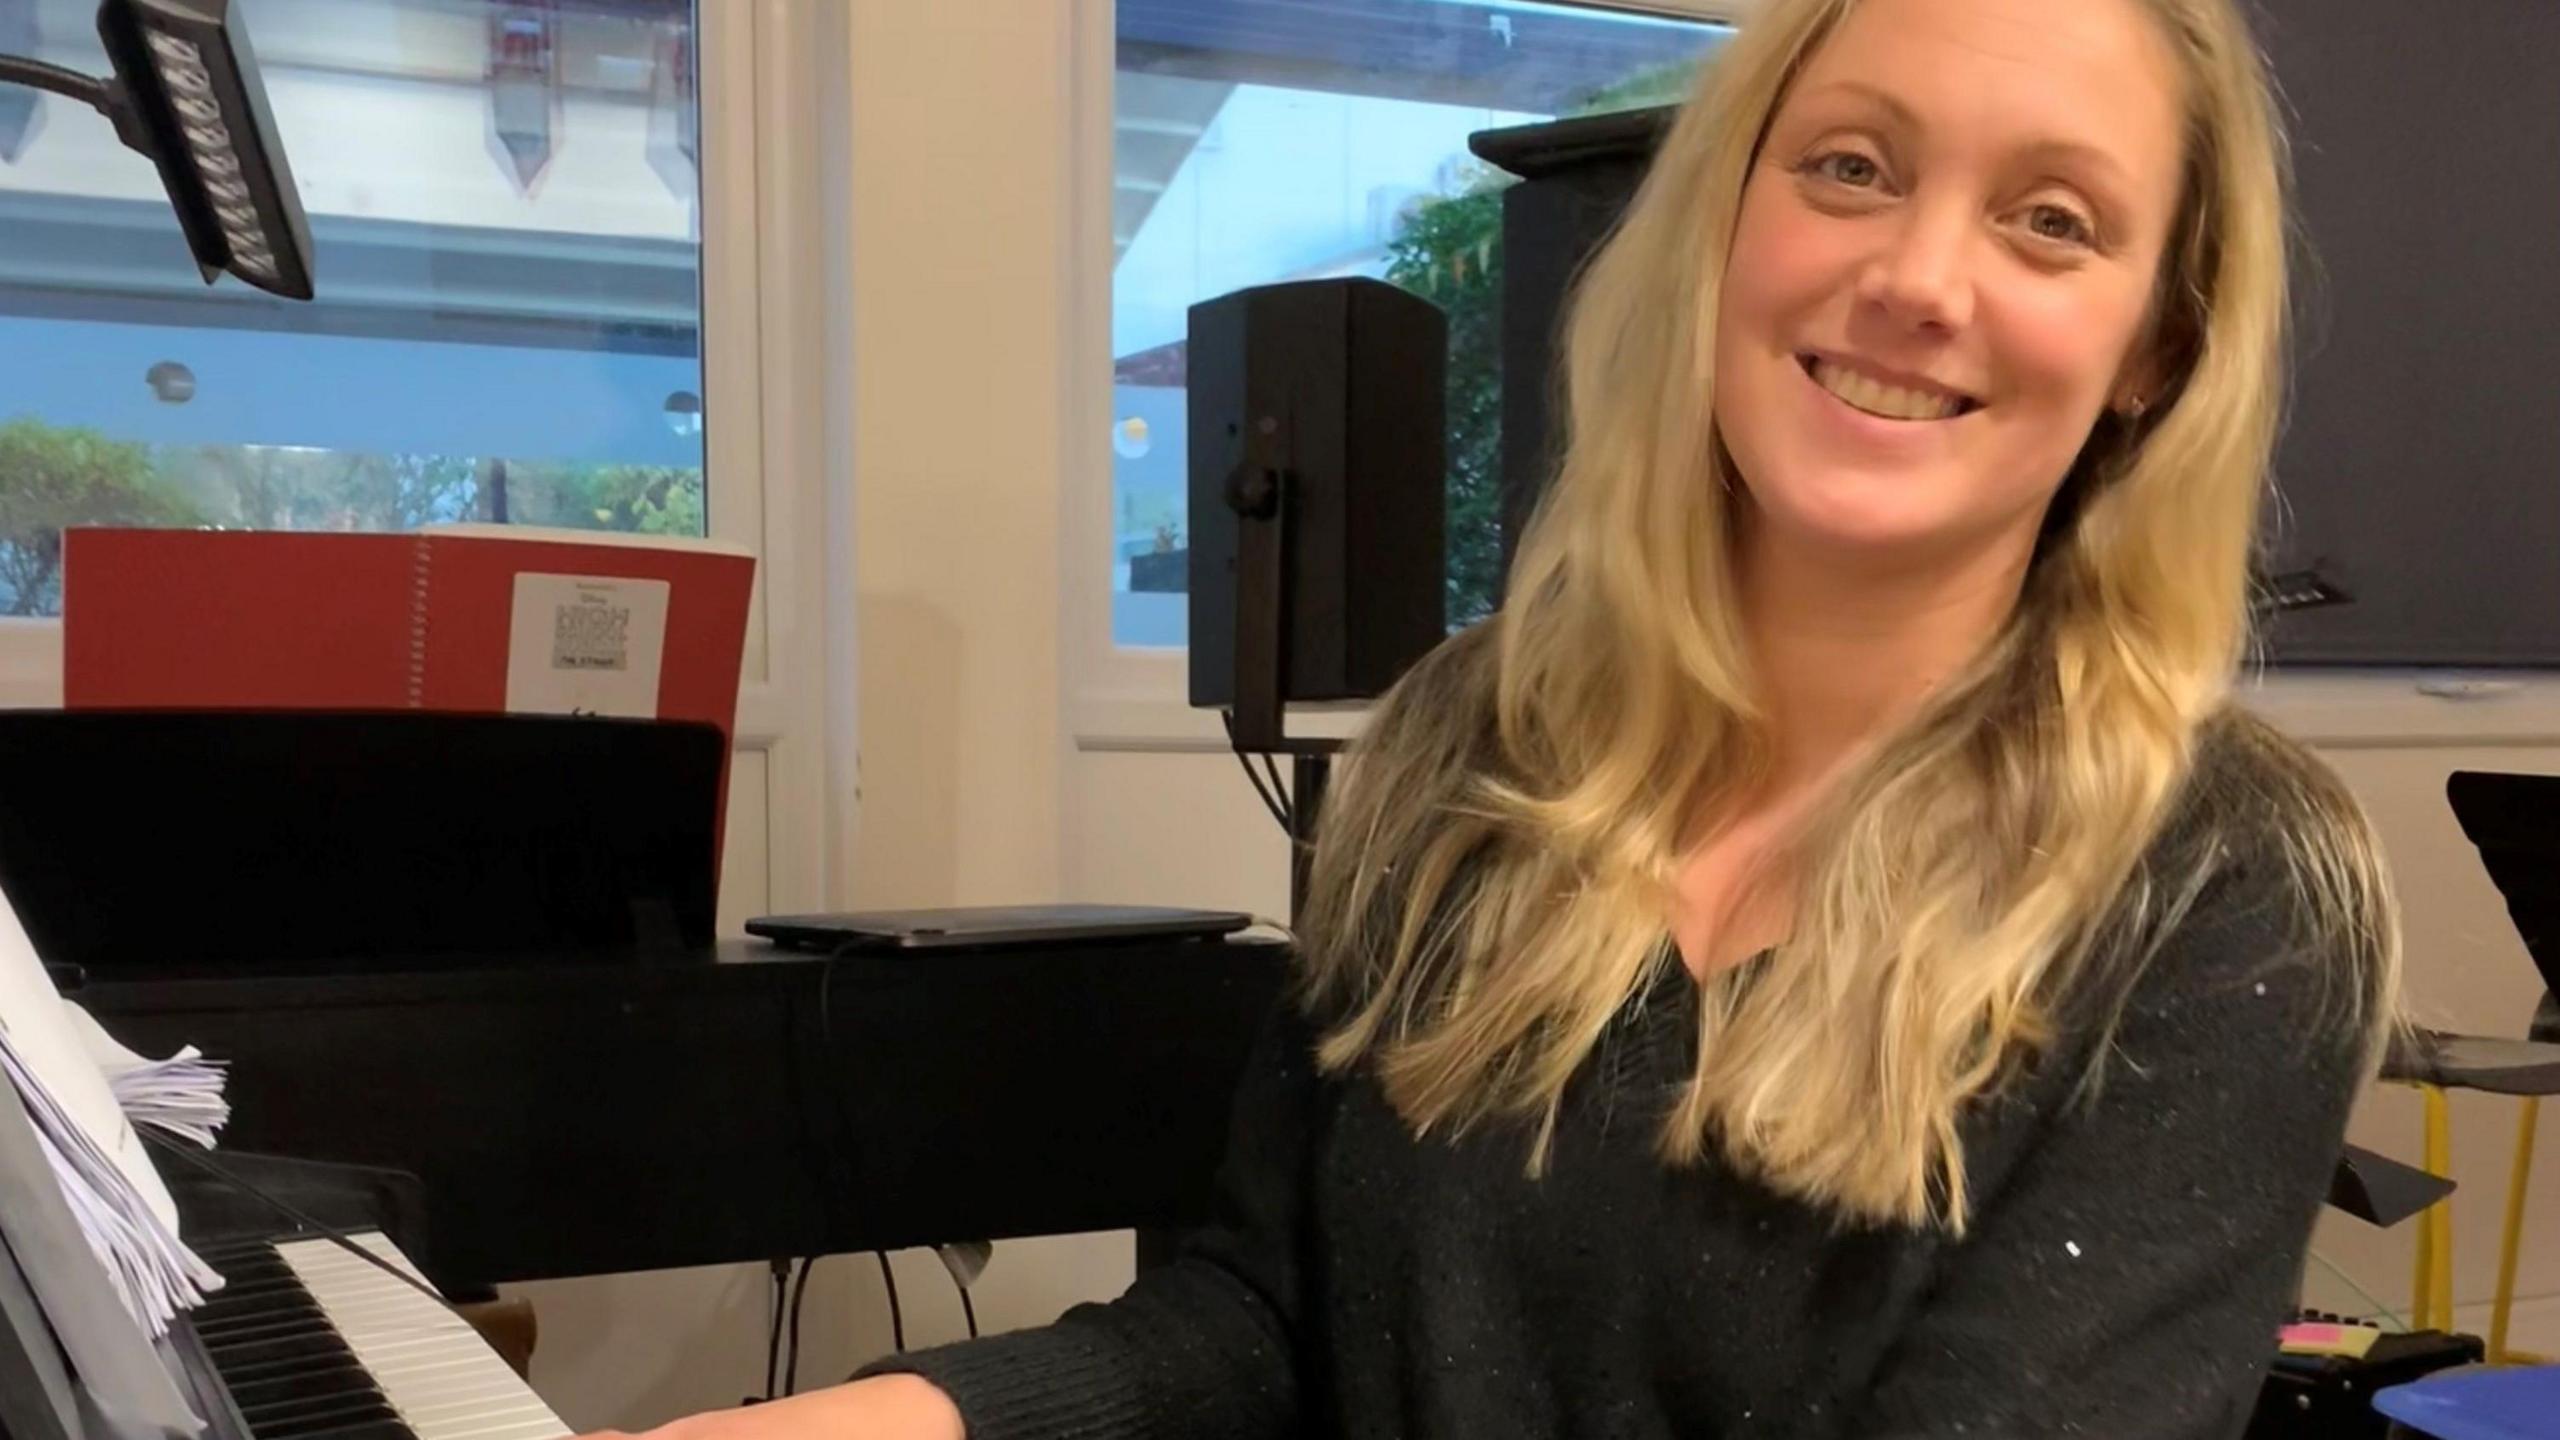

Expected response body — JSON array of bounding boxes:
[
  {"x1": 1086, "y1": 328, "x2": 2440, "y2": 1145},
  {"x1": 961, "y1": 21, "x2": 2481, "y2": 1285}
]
[{"x1": 0, "y1": 883, "x2": 226, "y2": 1339}]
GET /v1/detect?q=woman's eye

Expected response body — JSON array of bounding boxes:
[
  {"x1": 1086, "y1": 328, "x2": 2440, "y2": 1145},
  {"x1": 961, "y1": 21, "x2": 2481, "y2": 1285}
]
[
  {"x1": 2024, "y1": 203, "x2": 2097, "y2": 247},
  {"x1": 1806, "y1": 151, "x2": 1884, "y2": 188}
]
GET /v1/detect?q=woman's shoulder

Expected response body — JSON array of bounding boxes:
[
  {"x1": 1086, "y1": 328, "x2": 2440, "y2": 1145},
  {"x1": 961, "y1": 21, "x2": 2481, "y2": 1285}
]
[
  {"x1": 2092, "y1": 704, "x2": 2397, "y2": 1051},
  {"x1": 2183, "y1": 705, "x2": 2372, "y2": 853},
  {"x1": 2136, "y1": 706, "x2": 2352, "y2": 884}
]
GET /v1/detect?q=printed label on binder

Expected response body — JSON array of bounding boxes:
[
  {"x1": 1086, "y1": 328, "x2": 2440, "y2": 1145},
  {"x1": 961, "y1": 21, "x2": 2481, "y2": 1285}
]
[{"x1": 505, "y1": 573, "x2": 670, "y2": 718}]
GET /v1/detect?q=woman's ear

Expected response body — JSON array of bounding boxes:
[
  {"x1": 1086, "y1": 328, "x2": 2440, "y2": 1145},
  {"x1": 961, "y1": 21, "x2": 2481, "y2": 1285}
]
[{"x1": 2111, "y1": 335, "x2": 2171, "y2": 421}]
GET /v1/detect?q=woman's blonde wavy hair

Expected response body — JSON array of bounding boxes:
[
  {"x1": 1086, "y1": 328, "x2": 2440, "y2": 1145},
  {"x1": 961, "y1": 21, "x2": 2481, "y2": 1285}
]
[{"x1": 1297, "y1": 0, "x2": 2400, "y2": 1232}]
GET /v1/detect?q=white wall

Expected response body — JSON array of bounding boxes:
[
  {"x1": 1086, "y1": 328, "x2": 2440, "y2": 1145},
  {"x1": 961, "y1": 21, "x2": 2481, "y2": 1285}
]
[
  {"x1": 837, "y1": 2, "x2": 1068, "y2": 912},
  {"x1": 505, "y1": 5, "x2": 1119, "y2": 1430}
]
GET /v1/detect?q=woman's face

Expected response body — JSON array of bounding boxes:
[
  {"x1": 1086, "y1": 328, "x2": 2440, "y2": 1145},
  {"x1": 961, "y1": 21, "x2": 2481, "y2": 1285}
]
[{"x1": 1712, "y1": 0, "x2": 2188, "y2": 574}]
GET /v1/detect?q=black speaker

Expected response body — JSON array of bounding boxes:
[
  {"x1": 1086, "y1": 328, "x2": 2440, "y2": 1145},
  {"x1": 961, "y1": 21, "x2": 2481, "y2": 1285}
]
[
  {"x1": 1471, "y1": 109, "x2": 1669, "y2": 586},
  {"x1": 1187, "y1": 277, "x2": 1446, "y2": 710}
]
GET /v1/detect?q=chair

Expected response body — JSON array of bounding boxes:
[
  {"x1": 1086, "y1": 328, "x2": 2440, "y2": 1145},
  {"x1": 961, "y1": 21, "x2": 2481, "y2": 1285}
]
[
  {"x1": 2383, "y1": 1022, "x2": 2560, "y2": 1363},
  {"x1": 2383, "y1": 772, "x2": 2560, "y2": 1366}
]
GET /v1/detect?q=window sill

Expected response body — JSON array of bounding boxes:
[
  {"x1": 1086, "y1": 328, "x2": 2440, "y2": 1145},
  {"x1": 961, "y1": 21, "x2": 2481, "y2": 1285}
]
[
  {"x1": 1067, "y1": 665, "x2": 2560, "y2": 755},
  {"x1": 1070, "y1": 688, "x2": 1371, "y2": 754},
  {"x1": 2238, "y1": 669, "x2": 2560, "y2": 748},
  {"x1": 0, "y1": 621, "x2": 63, "y2": 709}
]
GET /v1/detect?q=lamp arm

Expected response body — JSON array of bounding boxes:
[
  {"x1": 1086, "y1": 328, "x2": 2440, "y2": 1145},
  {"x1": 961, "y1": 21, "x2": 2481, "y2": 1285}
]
[
  {"x1": 0, "y1": 55, "x2": 156, "y2": 160},
  {"x1": 0, "y1": 53, "x2": 111, "y2": 110}
]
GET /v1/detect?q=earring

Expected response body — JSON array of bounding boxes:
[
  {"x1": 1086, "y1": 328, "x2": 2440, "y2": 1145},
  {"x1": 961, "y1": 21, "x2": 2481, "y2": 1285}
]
[{"x1": 2123, "y1": 395, "x2": 2149, "y2": 421}]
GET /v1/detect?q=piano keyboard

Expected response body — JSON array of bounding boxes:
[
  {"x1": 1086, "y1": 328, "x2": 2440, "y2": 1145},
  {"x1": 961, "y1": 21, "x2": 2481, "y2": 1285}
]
[{"x1": 186, "y1": 1232, "x2": 566, "y2": 1440}]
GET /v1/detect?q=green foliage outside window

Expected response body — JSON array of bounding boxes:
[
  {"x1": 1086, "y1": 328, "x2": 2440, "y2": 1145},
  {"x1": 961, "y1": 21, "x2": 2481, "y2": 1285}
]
[
  {"x1": 1380, "y1": 64, "x2": 1703, "y2": 626},
  {"x1": 0, "y1": 415, "x2": 706, "y2": 616}
]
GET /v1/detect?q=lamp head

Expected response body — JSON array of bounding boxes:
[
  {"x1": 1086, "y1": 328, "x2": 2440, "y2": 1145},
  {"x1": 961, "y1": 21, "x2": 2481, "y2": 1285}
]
[{"x1": 95, "y1": 0, "x2": 314, "y2": 300}]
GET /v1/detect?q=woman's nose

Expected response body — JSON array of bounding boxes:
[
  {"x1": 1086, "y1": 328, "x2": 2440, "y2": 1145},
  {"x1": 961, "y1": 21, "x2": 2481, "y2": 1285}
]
[{"x1": 1856, "y1": 202, "x2": 1975, "y2": 334}]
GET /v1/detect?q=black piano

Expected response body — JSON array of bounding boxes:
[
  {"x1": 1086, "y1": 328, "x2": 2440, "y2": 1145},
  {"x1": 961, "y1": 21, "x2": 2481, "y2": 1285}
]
[
  {"x1": 0, "y1": 711, "x2": 1284, "y2": 1438},
  {"x1": 2, "y1": 1119, "x2": 576, "y2": 1440}
]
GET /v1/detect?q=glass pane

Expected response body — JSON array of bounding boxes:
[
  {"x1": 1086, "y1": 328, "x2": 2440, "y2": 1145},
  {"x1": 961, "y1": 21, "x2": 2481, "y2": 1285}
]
[
  {"x1": 0, "y1": 0, "x2": 704, "y2": 617},
  {"x1": 1110, "y1": 0, "x2": 1732, "y2": 648}
]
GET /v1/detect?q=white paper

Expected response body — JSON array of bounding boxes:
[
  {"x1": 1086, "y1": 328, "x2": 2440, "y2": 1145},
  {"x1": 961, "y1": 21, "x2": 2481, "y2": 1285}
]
[
  {"x1": 70, "y1": 1007, "x2": 230, "y2": 1152},
  {"x1": 0, "y1": 891, "x2": 176, "y2": 1236},
  {"x1": 0, "y1": 1076, "x2": 202, "y2": 1439},
  {"x1": 503, "y1": 572, "x2": 671, "y2": 720}
]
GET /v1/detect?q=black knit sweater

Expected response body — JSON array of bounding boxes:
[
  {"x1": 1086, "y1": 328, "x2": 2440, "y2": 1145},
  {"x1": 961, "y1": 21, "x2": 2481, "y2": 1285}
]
[{"x1": 872, "y1": 760, "x2": 2371, "y2": 1439}]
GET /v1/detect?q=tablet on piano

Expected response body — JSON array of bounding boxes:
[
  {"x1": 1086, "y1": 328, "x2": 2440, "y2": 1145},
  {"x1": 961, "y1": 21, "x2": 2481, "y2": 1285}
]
[{"x1": 746, "y1": 903, "x2": 1254, "y2": 953}]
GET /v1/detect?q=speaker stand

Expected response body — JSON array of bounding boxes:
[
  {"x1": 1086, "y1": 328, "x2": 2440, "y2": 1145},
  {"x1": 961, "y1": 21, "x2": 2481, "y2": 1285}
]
[{"x1": 1221, "y1": 446, "x2": 1341, "y2": 928}]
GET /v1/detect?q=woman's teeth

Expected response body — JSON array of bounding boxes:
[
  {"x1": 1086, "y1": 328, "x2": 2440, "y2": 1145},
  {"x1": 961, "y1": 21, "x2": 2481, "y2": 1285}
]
[{"x1": 1807, "y1": 358, "x2": 1970, "y2": 422}]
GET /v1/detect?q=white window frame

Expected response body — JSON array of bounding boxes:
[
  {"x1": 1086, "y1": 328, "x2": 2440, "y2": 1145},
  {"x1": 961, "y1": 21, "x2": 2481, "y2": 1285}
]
[
  {"x1": 1058, "y1": 0, "x2": 2560, "y2": 753},
  {"x1": 0, "y1": 1, "x2": 860, "y2": 919},
  {"x1": 1065, "y1": 0, "x2": 1757, "y2": 754}
]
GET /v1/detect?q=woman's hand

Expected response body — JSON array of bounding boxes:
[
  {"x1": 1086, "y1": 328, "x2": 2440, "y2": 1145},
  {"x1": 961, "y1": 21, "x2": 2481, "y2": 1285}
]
[{"x1": 583, "y1": 1375, "x2": 963, "y2": 1440}]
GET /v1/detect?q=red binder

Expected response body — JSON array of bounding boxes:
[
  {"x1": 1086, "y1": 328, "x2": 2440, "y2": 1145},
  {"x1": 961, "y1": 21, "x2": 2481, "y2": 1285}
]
[{"x1": 61, "y1": 526, "x2": 756, "y2": 872}]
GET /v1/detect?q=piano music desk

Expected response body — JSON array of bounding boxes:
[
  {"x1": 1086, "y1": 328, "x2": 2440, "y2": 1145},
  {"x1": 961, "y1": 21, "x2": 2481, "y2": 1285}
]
[{"x1": 75, "y1": 935, "x2": 1289, "y2": 1289}]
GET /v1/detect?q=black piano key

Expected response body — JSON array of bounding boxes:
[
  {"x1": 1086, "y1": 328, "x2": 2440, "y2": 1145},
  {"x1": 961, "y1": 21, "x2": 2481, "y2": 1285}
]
[
  {"x1": 241, "y1": 1392, "x2": 391, "y2": 1426},
  {"x1": 229, "y1": 1360, "x2": 376, "y2": 1412},
  {"x1": 238, "y1": 1388, "x2": 392, "y2": 1427},
  {"x1": 217, "y1": 1350, "x2": 369, "y2": 1391},
  {"x1": 197, "y1": 1301, "x2": 332, "y2": 1339},
  {"x1": 198, "y1": 1281, "x2": 321, "y2": 1313},
  {"x1": 245, "y1": 1395, "x2": 400, "y2": 1440},
  {"x1": 198, "y1": 1287, "x2": 324, "y2": 1323},
  {"x1": 195, "y1": 1240, "x2": 289, "y2": 1271},
  {"x1": 198, "y1": 1317, "x2": 340, "y2": 1353},
  {"x1": 211, "y1": 1337, "x2": 363, "y2": 1385},
  {"x1": 206, "y1": 1265, "x2": 305, "y2": 1295},
  {"x1": 289, "y1": 1421, "x2": 416, "y2": 1440},
  {"x1": 199, "y1": 1271, "x2": 312, "y2": 1304},
  {"x1": 200, "y1": 1326, "x2": 341, "y2": 1360},
  {"x1": 195, "y1": 1301, "x2": 330, "y2": 1332},
  {"x1": 205, "y1": 1326, "x2": 347, "y2": 1362}
]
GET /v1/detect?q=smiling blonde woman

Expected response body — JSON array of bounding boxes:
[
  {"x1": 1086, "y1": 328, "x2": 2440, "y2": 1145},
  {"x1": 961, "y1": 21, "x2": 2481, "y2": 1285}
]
[{"x1": 599, "y1": 1, "x2": 2399, "y2": 1437}]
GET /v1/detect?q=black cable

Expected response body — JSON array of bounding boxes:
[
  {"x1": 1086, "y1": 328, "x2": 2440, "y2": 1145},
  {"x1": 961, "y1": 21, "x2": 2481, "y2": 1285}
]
[
  {"x1": 783, "y1": 1257, "x2": 815, "y2": 1394},
  {"x1": 137, "y1": 1130, "x2": 459, "y2": 1316},
  {"x1": 761, "y1": 1259, "x2": 788, "y2": 1402},
  {"x1": 0, "y1": 55, "x2": 109, "y2": 110},
  {"x1": 1259, "y1": 750, "x2": 1292, "y2": 824},
  {"x1": 1220, "y1": 710, "x2": 1292, "y2": 834},
  {"x1": 875, "y1": 1251, "x2": 907, "y2": 1352},
  {"x1": 956, "y1": 1274, "x2": 979, "y2": 1340}
]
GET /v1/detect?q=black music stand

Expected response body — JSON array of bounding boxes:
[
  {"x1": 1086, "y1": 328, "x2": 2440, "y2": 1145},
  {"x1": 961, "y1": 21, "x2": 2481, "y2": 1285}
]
[
  {"x1": 2447, "y1": 771, "x2": 2560, "y2": 1033},
  {"x1": 0, "y1": 710, "x2": 725, "y2": 977},
  {"x1": 2371, "y1": 771, "x2": 2560, "y2": 1360}
]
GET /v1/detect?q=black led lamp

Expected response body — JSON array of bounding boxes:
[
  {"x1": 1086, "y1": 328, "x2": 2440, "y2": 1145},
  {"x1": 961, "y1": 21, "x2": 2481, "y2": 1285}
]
[{"x1": 0, "y1": 0, "x2": 314, "y2": 300}]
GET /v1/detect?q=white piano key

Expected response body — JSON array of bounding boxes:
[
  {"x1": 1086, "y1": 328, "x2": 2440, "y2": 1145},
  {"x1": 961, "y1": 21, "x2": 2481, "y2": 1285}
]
[{"x1": 273, "y1": 1233, "x2": 567, "y2": 1440}]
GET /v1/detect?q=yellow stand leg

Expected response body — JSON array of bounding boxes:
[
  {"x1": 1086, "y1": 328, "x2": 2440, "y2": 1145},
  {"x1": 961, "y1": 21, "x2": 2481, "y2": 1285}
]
[
  {"x1": 2413, "y1": 1190, "x2": 2435, "y2": 1331},
  {"x1": 2411, "y1": 1085, "x2": 2453, "y2": 1332},
  {"x1": 2491, "y1": 1096, "x2": 2540, "y2": 1365},
  {"x1": 2412, "y1": 1089, "x2": 2433, "y2": 1330},
  {"x1": 2429, "y1": 1086, "x2": 2456, "y2": 1329}
]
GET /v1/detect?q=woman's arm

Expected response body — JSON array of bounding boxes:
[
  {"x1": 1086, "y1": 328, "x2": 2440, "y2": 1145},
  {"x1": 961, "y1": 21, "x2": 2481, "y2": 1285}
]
[{"x1": 1844, "y1": 855, "x2": 2380, "y2": 1439}]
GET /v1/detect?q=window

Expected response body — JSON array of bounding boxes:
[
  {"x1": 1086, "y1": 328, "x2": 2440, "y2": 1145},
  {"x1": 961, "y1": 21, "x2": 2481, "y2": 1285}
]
[
  {"x1": 1108, "y1": 0, "x2": 1733, "y2": 648},
  {"x1": 0, "y1": 0, "x2": 706, "y2": 617}
]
